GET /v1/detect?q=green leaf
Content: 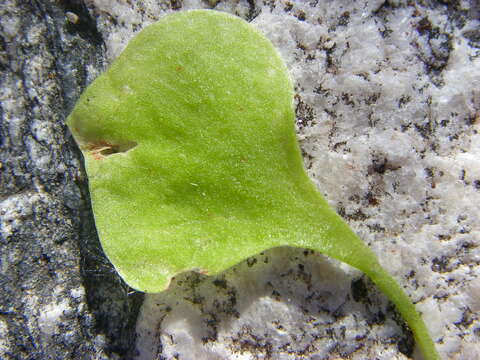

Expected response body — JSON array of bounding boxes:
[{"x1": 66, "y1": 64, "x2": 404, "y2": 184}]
[{"x1": 67, "y1": 10, "x2": 439, "y2": 359}]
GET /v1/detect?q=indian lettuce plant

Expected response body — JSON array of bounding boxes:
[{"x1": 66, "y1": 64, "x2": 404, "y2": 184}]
[{"x1": 67, "y1": 10, "x2": 439, "y2": 360}]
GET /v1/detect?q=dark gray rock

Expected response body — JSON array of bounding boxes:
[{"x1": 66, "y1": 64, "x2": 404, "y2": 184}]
[{"x1": 0, "y1": 1, "x2": 142, "y2": 359}]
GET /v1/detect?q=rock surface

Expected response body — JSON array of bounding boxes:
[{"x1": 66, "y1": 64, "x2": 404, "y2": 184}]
[
  {"x1": 0, "y1": 1, "x2": 143, "y2": 359},
  {"x1": 1, "y1": 1, "x2": 479, "y2": 360}
]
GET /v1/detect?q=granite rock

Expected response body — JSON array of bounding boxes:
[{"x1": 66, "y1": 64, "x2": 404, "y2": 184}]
[
  {"x1": 1, "y1": 1, "x2": 142, "y2": 359},
  {"x1": 1, "y1": 1, "x2": 479, "y2": 360}
]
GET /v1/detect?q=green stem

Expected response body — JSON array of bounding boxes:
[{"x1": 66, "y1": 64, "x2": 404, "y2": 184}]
[
  {"x1": 301, "y1": 184, "x2": 441, "y2": 360},
  {"x1": 364, "y1": 264, "x2": 440, "y2": 360}
]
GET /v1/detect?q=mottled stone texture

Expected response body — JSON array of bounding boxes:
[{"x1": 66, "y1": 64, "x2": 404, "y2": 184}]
[
  {"x1": 0, "y1": 1, "x2": 142, "y2": 359},
  {"x1": 1, "y1": 0, "x2": 479, "y2": 359}
]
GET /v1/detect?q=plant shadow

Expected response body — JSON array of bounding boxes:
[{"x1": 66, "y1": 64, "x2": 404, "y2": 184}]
[{"x1": 134, "y1": 246, "x2": 414, "y2": 360}]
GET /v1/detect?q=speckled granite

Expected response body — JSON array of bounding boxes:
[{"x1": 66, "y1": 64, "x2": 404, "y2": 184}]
[
  {"x1": 1, "y1": 1, "x2": 479, "y2": 359},
  {"x1": 0, "y1": 1, "x2": 142, "y2": 359}
]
